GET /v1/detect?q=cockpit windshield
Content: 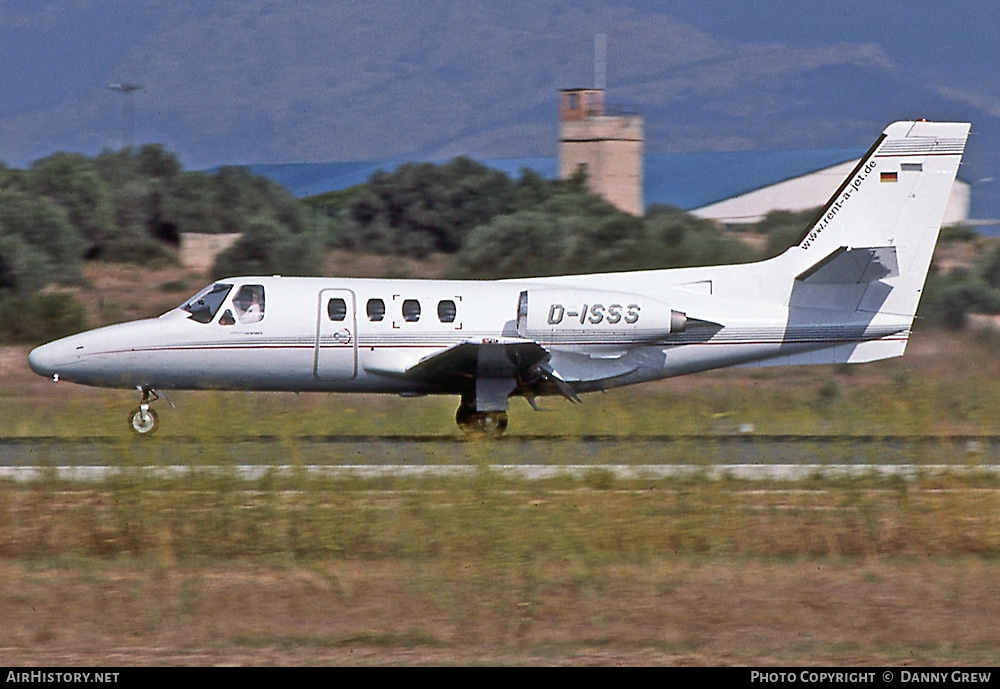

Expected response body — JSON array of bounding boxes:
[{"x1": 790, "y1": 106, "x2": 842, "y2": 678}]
[{"x1": 181, "y1": 283, "x2": 233, "y2": 324}]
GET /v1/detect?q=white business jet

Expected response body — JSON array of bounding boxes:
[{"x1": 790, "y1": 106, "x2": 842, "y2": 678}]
[{"x1": 29, "y1": 121, "x2": 969, "y2": 436}]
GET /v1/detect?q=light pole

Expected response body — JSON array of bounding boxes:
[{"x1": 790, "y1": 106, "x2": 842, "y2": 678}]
[{"x1": 107, "y1": 82, "x2": 143, "y2": 148}]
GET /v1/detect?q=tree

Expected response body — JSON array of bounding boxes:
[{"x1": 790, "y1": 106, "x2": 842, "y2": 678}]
[
  {"x1": 0, "y1": 292, "x2": 88, "y2": 344},
  {"x1": 751, "y1": 209, "x2": 817, "y2": 258},
  {"x1": 341, "y1": 157, "x2": 518, "y2": 257},
  {"x1": 0, "y1": 234, "x2": 49, "y2": 294},
  {"x1": 212, "y1": 216, "x2": 324, "y2": 279},
  {"x1": 450, "y1": 210, "x2": 572, "y2": 279},
  {"x1": 918, "y1": 268, "x2": 1000, "y2": 328},
  {"x1": 0, "y1": 188, "x2": 84, "y2": 290},
  {"x1": 979, "y1": 244, "x2": 1000, "y2": 290},
  {"x1": 638, "y1": 205, "x2": 756, "y2": 270},
  {"x1": 28, "y1": 153, "x2": 116, "y2": 256}
]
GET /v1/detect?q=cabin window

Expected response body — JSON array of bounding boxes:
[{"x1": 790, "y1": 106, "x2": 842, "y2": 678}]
[
  {"x1": 219, "y1": 309, "x2": 236, "y2": 326},
  {"x1": 402, "y1": 299, "x2": 421, "y2": 322},
  {"x1": 437, "y1": 299, "x2": 457, "y2": 323},
  {"x1": 327, "y1": 298, "x2": 347, "y2": 321},
  {"x1": 517, "y1": 291, "x2": 528, "y2": 332},
  {"x1": 367, "y1": 298, "x2": 385, "y2": 322},
  {"x1": 232, "y1": 284, "x2": 265, "y2": 324},
  {"x1": 182, "y1": 283, "x2": 233, "y2": 324}
]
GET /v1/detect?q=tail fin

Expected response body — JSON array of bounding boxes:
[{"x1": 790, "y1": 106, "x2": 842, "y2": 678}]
[
  {"x1": 796, "y1": 121, "x2": 968, "y2": 254},
  {"x1": 785, "y1": 121, "x2": 969, "y2": 319}
]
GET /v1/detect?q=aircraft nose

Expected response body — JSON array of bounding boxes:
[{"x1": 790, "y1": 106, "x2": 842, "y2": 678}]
[{"x1": 28, "y1": 340, "x2": 70, "y2": 379}]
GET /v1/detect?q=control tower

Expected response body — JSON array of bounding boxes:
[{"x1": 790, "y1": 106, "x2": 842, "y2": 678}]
[{"x1": 558, "y1": 88, "x2": 643, "y2": 216}]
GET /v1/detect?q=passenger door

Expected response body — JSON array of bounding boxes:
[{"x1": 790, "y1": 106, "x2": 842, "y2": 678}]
[{"x1": 315, "y1": 289, "x2": 357, "y2": 380}]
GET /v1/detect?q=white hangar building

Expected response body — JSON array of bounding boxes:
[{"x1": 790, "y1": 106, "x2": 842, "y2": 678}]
[{"x1": 689, "y1": 155, "x2": 971, "y2": 226}]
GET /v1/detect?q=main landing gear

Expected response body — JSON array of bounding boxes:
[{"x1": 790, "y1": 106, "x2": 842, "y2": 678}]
[
  {"x1": 128, "y1": 388, "x2": 160, "y2": 435},
  {"x1": 455, "y1": 401, "x2": 508, "y2": 438}
]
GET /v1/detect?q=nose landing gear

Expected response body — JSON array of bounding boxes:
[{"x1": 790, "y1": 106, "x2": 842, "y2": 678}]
[
  {"x1": 128, "y1": 388, "x2": 161, "y2": 435},
  {"x1": 129, "y1": 406, "x2": 158, "y2": 434}
]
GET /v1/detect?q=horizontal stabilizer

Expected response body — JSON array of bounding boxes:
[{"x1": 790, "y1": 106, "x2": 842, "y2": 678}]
[{"x1": 796, "y1": 246, "x2": 898, "y2": 285}]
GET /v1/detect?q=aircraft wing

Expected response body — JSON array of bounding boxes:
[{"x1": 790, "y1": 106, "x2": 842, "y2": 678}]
[
  {"x1": 407, "y1": 338, "x2": 550, "y2": 380},
  {"x1": 364, "y1": 337, "x2": 580, "y2": 404},
  {"x1": 364, "y1": 337, "x2": 550, "y2": 380}
]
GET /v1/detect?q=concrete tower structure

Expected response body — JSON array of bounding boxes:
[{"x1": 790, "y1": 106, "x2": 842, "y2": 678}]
[{"x1": 558, "y1": 88, "x2": 643, "y2": 216}]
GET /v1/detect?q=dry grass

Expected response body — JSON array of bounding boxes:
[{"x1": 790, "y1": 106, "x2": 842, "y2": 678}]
[
  {"x1": 2, "y1": 559, "x2": 998, "y2": 665},
  {"x1": 1, "y1": 469, "x2": 1000, "y2": 665}
]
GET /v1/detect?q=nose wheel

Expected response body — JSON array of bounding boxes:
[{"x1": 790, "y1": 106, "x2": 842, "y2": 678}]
[
  {"x1": 128, "y1": 388, "x2": 162, "y2": 435},
  {"x1": 129, "y1": 406, "x2": 159, "y2": 434}
]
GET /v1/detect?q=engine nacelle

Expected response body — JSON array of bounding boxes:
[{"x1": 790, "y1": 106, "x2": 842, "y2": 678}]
[{"x1": 517, "y1": 288, "x2": 686, "y2": 345}]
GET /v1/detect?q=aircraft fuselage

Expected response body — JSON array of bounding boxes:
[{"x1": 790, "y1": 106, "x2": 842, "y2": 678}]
[{"x1": 28, "y1": 271, "x2": 906, "y2": 395}]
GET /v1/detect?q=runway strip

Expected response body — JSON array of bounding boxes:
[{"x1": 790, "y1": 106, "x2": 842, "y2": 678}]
[
  {"x1": 0, "y1": 433, "x2": 997, "y2": 466},
  {"x1": 1, "y1": 433, "x2": 999, "y2": 482},
  {"x1": 3, "y1": 462, "x2": 1000, "y2": 482}
]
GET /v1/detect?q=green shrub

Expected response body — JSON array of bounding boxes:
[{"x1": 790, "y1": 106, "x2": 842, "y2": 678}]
[
  {"x1": 95, "y1": 233, "x2": 176, "y2": 267},
  {"x1": 0, "y1": 292, "x2": 88, "y2": 344},
  {"x1": 919, "y1": 269, "x2": 1000, "y2": 328},
  {"x1": 212, "y1": 217, "x2": 323, "y2": 278},
  {"x1": 940, "y1": 224, "x2": 979, "y2": 243}
]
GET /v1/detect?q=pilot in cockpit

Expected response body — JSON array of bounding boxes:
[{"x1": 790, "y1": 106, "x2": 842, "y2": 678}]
[{"x1": 233, "y1": 285, "x2": 265, "y2": 324}]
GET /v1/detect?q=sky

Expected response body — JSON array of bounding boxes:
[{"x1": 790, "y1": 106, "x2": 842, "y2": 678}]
[{"x1": 2, "y1": 0, "x2": 1000, "y2": 218}]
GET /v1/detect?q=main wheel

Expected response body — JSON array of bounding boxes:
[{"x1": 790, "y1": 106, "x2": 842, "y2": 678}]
[
  {"x1": 128, "y1": 407, "x2": 159, "y2": 435},
  {"x1": 473, "y1": 411, "x2": 508, "y2": 437},
  {"x1": 456, "y1": 404, "x2": 508, "y2": 438}
]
